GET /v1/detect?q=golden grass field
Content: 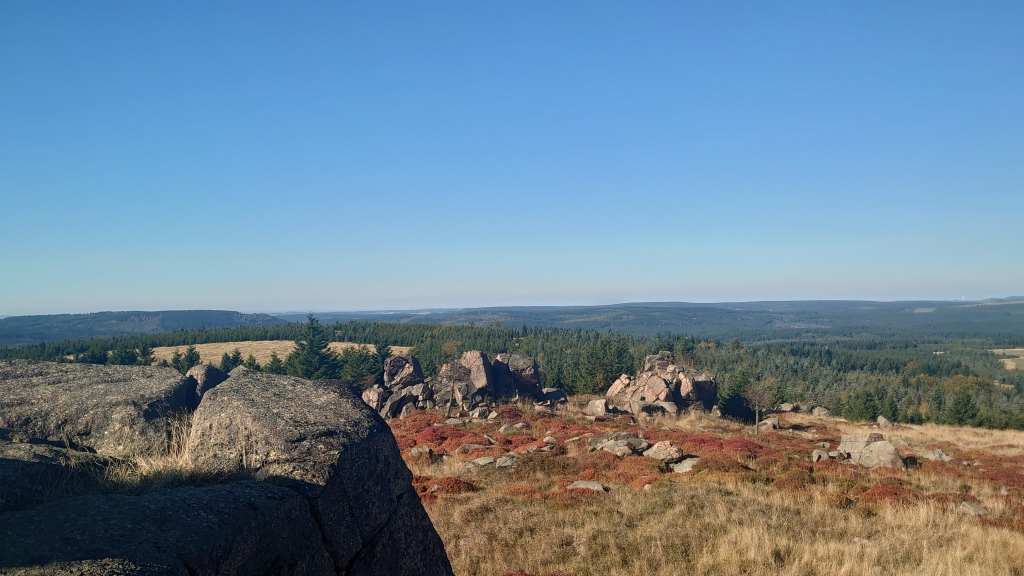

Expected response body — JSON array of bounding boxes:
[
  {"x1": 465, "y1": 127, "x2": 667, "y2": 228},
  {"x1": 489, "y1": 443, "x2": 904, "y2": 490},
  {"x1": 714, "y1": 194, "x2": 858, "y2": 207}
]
[
  {"x1": 389, "y1": 404, "x2": 1024, "y2": 576},
  {"x1": 992, "y1": 349, "x2": 1024, "y2": 371},
  {"x1": 151, "y1": 340, "x2": 412, "y2": 366}
]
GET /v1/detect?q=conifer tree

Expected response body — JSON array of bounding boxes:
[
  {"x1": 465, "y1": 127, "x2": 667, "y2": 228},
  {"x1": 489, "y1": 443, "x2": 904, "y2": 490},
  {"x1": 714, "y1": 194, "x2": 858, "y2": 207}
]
[{"x1": 285, "y1": 314, "x2": 341, "y2": 380}]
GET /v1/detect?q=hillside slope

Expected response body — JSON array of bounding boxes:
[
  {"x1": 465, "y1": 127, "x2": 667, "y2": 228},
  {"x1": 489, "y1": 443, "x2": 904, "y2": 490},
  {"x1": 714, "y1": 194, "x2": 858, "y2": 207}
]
[{"x1": 0, "y1": 310, "x2": 287, "y2": 347}]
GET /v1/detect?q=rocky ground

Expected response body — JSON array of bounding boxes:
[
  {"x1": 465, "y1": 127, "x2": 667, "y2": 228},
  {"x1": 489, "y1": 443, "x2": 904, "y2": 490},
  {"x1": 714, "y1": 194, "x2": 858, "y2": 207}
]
[{"x1": 391, "y1": 400, "x2": 1024, "y2": 576}]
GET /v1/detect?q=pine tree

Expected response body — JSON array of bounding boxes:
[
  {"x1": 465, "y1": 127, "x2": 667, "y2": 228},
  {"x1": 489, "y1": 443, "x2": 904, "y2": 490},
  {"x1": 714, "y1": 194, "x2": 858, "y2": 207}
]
[
  {"x1": 265, "y1": 352, "x2": 285, "y2": 374},
  {"x1": 285, "y1": 314, "x2": 341, "y2": 380}
]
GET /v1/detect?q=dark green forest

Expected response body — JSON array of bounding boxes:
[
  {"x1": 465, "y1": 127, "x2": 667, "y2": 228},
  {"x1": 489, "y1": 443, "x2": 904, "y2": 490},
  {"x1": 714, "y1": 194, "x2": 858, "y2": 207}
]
[{"x1": 3, "y1": 314, "x2": 1023, "y2": 430}]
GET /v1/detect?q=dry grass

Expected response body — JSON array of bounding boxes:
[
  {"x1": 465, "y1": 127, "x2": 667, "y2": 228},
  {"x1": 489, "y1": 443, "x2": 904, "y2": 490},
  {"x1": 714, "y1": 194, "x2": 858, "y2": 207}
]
[
  {"x1": 394, "y1": 402, "x2": 1024, "y2": 576},
  {"x1": 151, "y1": 340, "x2": 412, "y2": 366}
]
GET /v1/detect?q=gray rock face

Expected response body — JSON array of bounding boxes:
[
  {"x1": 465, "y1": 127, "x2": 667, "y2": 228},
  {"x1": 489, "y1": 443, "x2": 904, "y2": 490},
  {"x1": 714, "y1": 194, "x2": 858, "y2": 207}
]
[
  {"x1": 384, "y1": 355, "x2": 424, "y2": 391},
  {"x1": 838, "y1": 433, "x2": 905, "y2": 469},
  {"x1": 0, "y1": 440, "x2": 107, "y2": 513},
  {"x1": 185, "y1": 364, "x2": 226, "y2": 400},
  {"x1": 922, "y1": 448, "x2": 953, "y2": 462},
  {"x1": 434, "y1": 351, "x2": 495, "y2": 410},
  {"x1": 584, "y1": 398, "x2": 608, "y2": 417},
  {"x1": 0, "y1": 360, "x2": 196, "y2": 457},
  {"x1": 538, "y1": 387, "x2": 568, "y2": 406},
  {"x1": 811, "y1": 406, "x2": 831, "y2": 417},
  {"x1": 567, "y1": 480, "x2": 608, "y2": 492},
  {"x1": 605, "y1": 352, "x2": 718, "y2": 414},
  {"x1": 671, "y1": 458, "x2": 700, "y2": 473},
  {"x1": 492, "y1": 354, "x2": 542, "y2": 399},
  {"x1": 187, "y1": 368, "x2": 453, "y2": 575},
  {"x1": 643, "y1": 440, "x2": 684, "y2": 464},
  {"x1": 590, "y1": 432, "x2": 650, "y2": 457},
  {"x1": 0, "y1": 481, "x2": 334, "y2": 575}
]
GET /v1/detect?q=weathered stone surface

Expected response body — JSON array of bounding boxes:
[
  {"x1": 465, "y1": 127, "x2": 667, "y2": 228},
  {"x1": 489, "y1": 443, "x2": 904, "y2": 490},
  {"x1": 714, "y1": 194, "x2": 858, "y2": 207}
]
[
  {"x1": 538, "y1": 387, "x2": 568, "y2": 406},
  {"x1": 877, "y1": 415, "x2": 893, "y2": 429},
  {"x1": 185, "y1": 364, "x2": 226, "y2": 400},
  {"x1": 606, "y1": 374, "x2": 632, "y2": 398},
  {"x1": 0, "y1": 439, "x2": 107, "y2": 513},
  {"x1": 838, "y1": 433, "x2": 904, "y2": 469},
  {"x1": 605, "y1": 352, "x2": 717, "y2": 414},
  {"x1": 671, "y1": 458, "x2": 700, "y2": 473},
  {"x1": 922, "y1": 448, "x2": 953, "y2": 462},
  {"x1": 758, "y1": 417, "x2": 780, "y2": 430},
  {"x1": 567, "y1": 480, "x2": 607, "y2": 492},
  {"x1": 584, "y1": 398, "x2": 608, "y2": 417},
  {"x1": 434, "y1": 351, "x2": 494, "y2": 410},
  {"x1": 187, "y1": 368, "x2": 453, "y2": 575},
  {"x1": 811, "y1": 406, "x2": 831, "y2": 417},
  {"x1": 361, "y1": 384, "x2": 390, "y2": 412},
  {"x1": 591, "y1": 433, "x2": 650, "y2": 457},
  {"x1": 0, "y1": 481, "x2": 334, "y2": 575},
  {"x1": 0, "y1": 360, "x2": 196, "y2": 457},
  {"x1": 811, "y1": 449, "x2": 830, "y2": 462},
  {"x1": 627, "y1": 400, "x2": 667, "y2": 417},
  {"x1": 777, "y1": 403, "x2": 796, "y2": 412},
  {"x1": 643, "y1": 440, "x2": 684, "y2": 464},
  {"x1": 492, "y1": 354, "x2": 542, "y2": 399},
  {"x1": 383, "y1": 355, "x2": 424, "y2": 391}
]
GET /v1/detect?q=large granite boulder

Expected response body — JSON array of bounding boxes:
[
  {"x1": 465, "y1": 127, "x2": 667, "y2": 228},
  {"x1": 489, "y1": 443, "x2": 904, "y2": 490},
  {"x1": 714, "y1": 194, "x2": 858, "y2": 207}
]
[
  {"x1": 0, "y1": 360, "x2": 197, "y2": 457},
  {"x1": 492, "y1": 354, "x2": 542, "y2": 399},
  {"x1": 0, "y1": 481, "x2": 334, "y2": 575},
  {"x1": 0, "y1": 438, "x2": 107, "y2": 513},
  {"x1": 187, "y1": 368, "x2": 453, "y2": 575},
  {"x1": 185, "y1": 364, "x2": 227, "y2": 400},
  {"x1": 433, "y1": 351, "x2": 495, "y2": 410},
  {"x1": 383, "y1": 355, "x2": 424, "y2": 391},
  {"x1": 838, "y1": 433, "x2": 905, "y2": 469}
]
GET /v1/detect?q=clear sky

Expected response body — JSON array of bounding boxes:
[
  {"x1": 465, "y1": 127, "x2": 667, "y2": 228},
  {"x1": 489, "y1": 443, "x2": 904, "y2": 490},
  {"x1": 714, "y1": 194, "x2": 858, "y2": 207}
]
[{"x1": 2, "y1": 2, "x2": 1022, "y2": 315}]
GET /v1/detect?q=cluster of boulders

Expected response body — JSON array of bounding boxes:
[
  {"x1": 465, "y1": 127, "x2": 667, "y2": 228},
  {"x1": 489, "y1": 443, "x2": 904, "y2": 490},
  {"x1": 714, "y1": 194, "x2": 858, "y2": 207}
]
[
  {"x1": 362, "y1": 352, "x2": 566, "y2": 420},
  {"x1": 594, "y1": 351, "x2": 718, "y2": 418},
  {"x1": 807, "y1": 433, "x2": 906, "y2": 469},
  {"x1": 776, "y1": 402, "x2": 831, "y2": 417},
  {"x1": 588, "y1": 432, "x2": 699, "y2": 473},
  {"x1": 0, "y1": 359, "x2": 453, "y2": 575}
]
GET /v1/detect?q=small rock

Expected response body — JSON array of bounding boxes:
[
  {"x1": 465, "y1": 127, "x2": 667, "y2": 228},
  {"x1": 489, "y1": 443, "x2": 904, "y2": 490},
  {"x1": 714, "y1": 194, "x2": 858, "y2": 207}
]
[
  {"x1": 643, "y1": 440, "x2": 684, "y2": 464},
  {"x1": 471, "y1": 456, "x2": 495, "y2": 467},
  {"x1": 456, "y1": 443, "x2": 487, "y2": 454},
  {"x1": 877, "y1": 415, "x2": 892, "y2": 429},
  {"x1": 487, "y1": 411, "x2": 500, "y2": 420},
  {"x1": 469, "y1": 407, "x2": 490, "y2": 419},
  {"x1": 818, "y1": 442, "x2": 831, "y2": 449},
  {"x1": 777, "y1": 403, "x2": 796, "y2": 412},
  {"x1": 959, "y1": 501, "x2": 986, "y2": 516},
  {"x1": 499, "y1": 424, "x2": 516, "y2": 435},
  {"x1": 758, "y1": 417, "x2": 779, "y2": 430},
  {"x1": 445, "y1": 418, "x2": 463, "y2": 426},
  {"x1": 542, "y1": 436, "x2": 557, "y2": 444},
  {"x1": 408, "y1": 445, "x2": 434, "y2": 459},
  {"x1": 811, "y1": 449, "x2": 830, "y2": 463},
  {"x1": 922, "y1": 449, "x2": 953, "y2": 462},
  {"x1": 496, "y1": 456, "x2": 515, "y2": 468},
  {"x1": 811, "y1": 406, "x2": 831, "y2": 417},
  {"x1": 567, "y1": 480, "x2": 608, "y2": 493},
  {"x1": 828, "y1": 451, "x2": 841, "y2": 459},
  {"x1": 512, "y1": 422, "x2": 529, "y2": 430},
  {"x1": 483, "y1": 434, "x2": 498, "y2": 445},
  {"x1": 671, "y1": 458, "x2": 700, "y2": 473},
  {"x1": 584, "y1": 399, "x2": 608, "y2": 417}
]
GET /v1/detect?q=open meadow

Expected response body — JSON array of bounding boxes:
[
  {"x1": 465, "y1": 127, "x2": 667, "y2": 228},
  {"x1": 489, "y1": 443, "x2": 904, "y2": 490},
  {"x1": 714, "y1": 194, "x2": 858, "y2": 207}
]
[
  {"x1": 391, "y1": 402, "x2": 1024, "y2": 576},
  {"x1": 150, "y1": 340, "x2": 412, "y2": 366},
  {"x1": 992, "y1": 349, "x2": 1024, "y2": 371}
]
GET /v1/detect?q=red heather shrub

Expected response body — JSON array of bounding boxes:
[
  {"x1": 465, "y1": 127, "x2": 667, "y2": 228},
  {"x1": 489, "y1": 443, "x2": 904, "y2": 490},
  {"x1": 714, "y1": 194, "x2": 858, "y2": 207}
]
[
  {"x1": 575, "y1": 468, "x2": 599, "y2": 481},
  {"x1": 858, "y1": 484, "x2": 922, "y2": 506},
  {"x1": 675, "y1": 433, "x2": 725, "y2": 456},
  {"x1": 415, "y1": 425, "x2": 466, "y2": 447},
  {"x1": 510, "y1": 435, "x2": 541, "y2": 448},
  {"x1": 514, "y1": 440, "x2": 550, "y2": 454},
  {"x1": 419, "y1": 493, "x2": 437, "y2": 505},
  {"x1": 513, "y1": 454, "x2": 581, "y2": 478},
  {"x1": 617, "y1": 456, "x2": 665, "y2": 476},
  {"x1": 930, "y1": 492, "x2": 981, "y2": 506},
  {"x1": 630, "y1": 475, "x2": 660, "y2": 490},
  {"x1": 388, "y1": 411, "x2": 440, "y2": 435},
  {"x1": 576, "y1": 450, "x2": 623, "y2": 474},
  {"x1": 413, "y1": 476, "x2": 477, "y2": 495},
  {"x1": 494, "y1": 406, "x2": 523, "y2": 419},
  {"x1": 721, "y1": 438, "x2": 762, "y2": 457},
  {"x1": 502, "y1": 485, "x2": 544, "y2": 500},
  {"x1": 919, "y1": 460, "x2": 967, "y2": 480},
  {"x1": 393, "y1": 434, "x2": 417, "y2": 451}
]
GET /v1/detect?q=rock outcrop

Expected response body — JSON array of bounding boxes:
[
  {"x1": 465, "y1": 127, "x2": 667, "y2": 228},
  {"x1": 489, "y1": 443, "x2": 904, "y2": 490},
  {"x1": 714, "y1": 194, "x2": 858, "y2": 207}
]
[
  {"x1": 837, "y1": 433, "x2": 905, "y2": 469},
  {"x1": 604, "y1": 352, "x2": 718, "y2": 417},
  {"x1": 186, "y1": 364, "x2": 227, "y2": 400},
  {"x1": 491, "y1": 354, "x2": 542, "y2": 399},
  {"x1": 433, "y1": 351, "x2": 495, "y2": 411},
  {"x1": 0, "y1": 362, "x2": 454, "y2": 575},
  {"x1": 0, "y1": 360, "x2": 197, "y2": 457}
]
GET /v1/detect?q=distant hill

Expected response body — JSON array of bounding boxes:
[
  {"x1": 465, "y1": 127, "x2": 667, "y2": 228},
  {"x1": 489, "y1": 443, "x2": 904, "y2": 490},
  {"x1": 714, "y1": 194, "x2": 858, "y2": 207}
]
[
  {"x1": 0, "y1": 310, "x2": 287, "y2": 347},
  {"x1": 276, "y1": 299, "x2": 1024, "y2": 342}
]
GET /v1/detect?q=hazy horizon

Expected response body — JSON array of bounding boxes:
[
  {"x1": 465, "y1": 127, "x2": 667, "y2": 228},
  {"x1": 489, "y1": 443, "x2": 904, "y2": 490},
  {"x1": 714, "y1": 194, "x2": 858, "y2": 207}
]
[{"x1": 3, "y1": 3, "x2": 1022, "y2": 316}]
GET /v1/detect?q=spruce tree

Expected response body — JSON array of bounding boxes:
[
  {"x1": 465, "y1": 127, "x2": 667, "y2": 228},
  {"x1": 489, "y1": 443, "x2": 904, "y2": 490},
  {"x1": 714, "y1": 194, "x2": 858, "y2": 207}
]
[{"x1": 285, "y1": 314, "x2": 341, "y2": 380}]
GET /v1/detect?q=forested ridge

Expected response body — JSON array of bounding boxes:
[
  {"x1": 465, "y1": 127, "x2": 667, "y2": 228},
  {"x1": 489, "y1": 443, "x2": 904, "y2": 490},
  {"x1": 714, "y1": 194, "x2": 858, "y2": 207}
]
[{"x1": 3, "y1": 317, "x2": 1023, "y2": 429}]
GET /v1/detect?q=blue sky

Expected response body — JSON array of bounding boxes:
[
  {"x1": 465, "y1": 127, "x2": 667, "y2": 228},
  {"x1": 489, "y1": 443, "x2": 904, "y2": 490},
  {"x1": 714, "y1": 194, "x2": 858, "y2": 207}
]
[{"x1": 2, "y1": 2, "x2": 1022, "y2": 315}]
